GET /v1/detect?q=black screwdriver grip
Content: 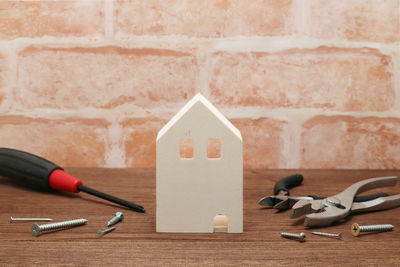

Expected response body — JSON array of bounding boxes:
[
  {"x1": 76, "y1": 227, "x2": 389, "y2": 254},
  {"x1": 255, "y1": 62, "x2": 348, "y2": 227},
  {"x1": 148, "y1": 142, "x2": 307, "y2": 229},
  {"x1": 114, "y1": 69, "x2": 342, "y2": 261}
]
[
  {"x1": 274, "y1": 174, "x2": 304, "y2": 196},
  {"x1": 0, "y1": 148, "x2": 62, "y2": 191}
]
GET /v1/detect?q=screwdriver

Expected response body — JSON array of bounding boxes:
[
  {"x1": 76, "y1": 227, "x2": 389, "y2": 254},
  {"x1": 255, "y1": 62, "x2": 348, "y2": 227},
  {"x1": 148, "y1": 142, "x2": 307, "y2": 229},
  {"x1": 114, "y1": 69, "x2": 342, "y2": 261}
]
[{"x1": 0, "y1": 148, "x2": 145, "y2": 213}]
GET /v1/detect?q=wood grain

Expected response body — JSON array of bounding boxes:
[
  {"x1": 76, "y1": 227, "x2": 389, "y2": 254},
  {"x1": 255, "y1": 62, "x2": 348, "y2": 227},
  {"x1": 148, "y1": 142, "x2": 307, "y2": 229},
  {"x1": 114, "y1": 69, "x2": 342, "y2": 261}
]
[{"x1": 1, "y1": 169, "x2": 399, "y2": 266}]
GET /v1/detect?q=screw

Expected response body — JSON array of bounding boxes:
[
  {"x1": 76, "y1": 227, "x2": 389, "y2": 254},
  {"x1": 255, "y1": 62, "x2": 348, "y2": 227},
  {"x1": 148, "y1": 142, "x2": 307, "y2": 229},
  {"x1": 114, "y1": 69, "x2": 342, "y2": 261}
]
[
  {"x1": 32, "y1": 218, "x2": 88, "y2": 236},
  {"x1": 281, "y1": 232, "x2": 306, "y2": 242},
  {"x1": 351, "y1": 223, "x2": 394, "y2": 237},
  {"x1": 312, "y1": 231, "x2": 342, "y2": 240},
  {"x1": 107, "y1": 212, "x2": 124, "y2": 226},
  {"x1": 11, "y1": 216, "x2": 53, "y2": 223},
  {"x1": 97, "y1": 227, "x2": 116, "y2": 237}
]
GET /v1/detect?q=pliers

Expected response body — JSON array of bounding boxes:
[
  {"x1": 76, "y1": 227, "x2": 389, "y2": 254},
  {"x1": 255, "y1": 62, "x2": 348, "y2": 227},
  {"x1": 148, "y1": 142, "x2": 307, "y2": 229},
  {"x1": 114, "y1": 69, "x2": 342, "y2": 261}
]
[
  {"x1": 258, "y1": 174, "x2": 388, "y2": 210},
  {"x1": 258, "y1": 174, "x2": 315, "y2": 210},
  {"x1": 290, "y1": 176, "x2": 400, "y2": 227}
]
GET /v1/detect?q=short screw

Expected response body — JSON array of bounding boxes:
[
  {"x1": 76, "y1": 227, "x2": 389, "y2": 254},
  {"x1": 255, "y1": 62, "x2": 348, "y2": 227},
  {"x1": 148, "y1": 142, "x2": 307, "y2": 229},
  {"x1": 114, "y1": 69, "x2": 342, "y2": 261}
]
[
  {"x1": 97, "y1": 227, "x2": 116, "y2": 237},
  {"x1": 107, "y1": 212, "x2": 124, "y2": 227},
  {"x1": 312, "y1": 231, "x2": 342, "y2": 240},
  {"x1": 32, "y1": 218, "x2": 88, "y2": 236},
  {"x1": 351, "y1": 223, "x2": 394, "y2": 237},
  {"x1": 281, "y1": 232, "x2": 306, "y2": 242}
]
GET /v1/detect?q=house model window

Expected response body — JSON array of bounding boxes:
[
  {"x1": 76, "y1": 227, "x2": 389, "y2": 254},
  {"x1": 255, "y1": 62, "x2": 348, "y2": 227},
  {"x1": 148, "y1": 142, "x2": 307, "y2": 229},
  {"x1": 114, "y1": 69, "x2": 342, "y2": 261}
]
[
  {"x1": 156, "y1": 93, "x2": 243, "y2": 233},
  {"x1": 180, "y1": 138, "x2": 221, "y2": 159}
]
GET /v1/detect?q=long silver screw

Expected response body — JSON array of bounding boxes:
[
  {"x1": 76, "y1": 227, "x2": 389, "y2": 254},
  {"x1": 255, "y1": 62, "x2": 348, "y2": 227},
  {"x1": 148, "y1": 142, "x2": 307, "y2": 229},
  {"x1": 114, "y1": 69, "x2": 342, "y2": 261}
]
[
  {"x1": 351, "y1": 223, "x2": 394, "y2": 237},
  {"x1": 11, "y1": 216, "x2": 53, "y2": 223},
  {"x1": 312, "y1": 231, "x2": 342, "y2": 240},
  {"x1": 32, "y1": 218, "x2": 88, "y2": 236},
  {"x1": 97, "y1": 227, "x2": 116, "y2": 237},
  {"x1": 281, "y1": 232, "x2": 306, "y2": 242},
  {"x1": 107, "y1": 212, "x2": 124, "y2": 226}
]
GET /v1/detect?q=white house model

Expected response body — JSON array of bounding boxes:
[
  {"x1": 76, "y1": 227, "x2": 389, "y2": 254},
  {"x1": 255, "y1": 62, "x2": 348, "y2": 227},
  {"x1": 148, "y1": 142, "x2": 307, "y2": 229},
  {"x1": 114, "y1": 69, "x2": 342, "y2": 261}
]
[{"x1": 156, "y1": 93, "x2": 243, "y2": 233}]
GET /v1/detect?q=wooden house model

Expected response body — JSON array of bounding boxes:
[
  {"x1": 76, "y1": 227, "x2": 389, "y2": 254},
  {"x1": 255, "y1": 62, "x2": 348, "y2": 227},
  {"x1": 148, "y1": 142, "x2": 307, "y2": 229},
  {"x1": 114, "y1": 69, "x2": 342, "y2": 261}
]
[{"x1": 156, "y1": 93, "x2": 243, "y2": 233}]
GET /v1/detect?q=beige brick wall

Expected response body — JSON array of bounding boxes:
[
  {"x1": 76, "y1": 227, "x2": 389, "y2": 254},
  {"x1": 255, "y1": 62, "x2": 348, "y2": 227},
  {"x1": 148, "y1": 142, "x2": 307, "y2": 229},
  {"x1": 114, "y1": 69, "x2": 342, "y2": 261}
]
[{"x1": 0, "y1": 0, "x2": 399, "y2": 169}]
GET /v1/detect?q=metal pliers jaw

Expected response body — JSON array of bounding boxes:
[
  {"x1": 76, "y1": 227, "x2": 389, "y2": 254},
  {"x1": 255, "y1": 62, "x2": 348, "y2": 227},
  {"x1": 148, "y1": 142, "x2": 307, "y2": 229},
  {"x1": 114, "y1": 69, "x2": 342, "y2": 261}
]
[{"x1": 291, "y1": 176, "x2": 400, "y2": 227}]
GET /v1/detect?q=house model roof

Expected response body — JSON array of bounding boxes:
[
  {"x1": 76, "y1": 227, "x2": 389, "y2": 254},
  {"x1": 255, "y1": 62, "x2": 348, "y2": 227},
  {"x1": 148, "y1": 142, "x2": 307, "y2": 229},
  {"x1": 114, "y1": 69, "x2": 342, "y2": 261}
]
[{"x1": 157, "y1": 93, "x2": 242, "y2": 141}]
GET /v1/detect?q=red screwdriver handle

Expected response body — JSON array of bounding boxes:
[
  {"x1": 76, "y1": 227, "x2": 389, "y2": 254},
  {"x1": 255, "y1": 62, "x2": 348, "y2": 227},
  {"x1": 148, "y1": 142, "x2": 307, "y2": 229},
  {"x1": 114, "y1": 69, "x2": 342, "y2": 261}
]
[{"x1": 49, "y1": 169, "x2": 82, "y2": 193}]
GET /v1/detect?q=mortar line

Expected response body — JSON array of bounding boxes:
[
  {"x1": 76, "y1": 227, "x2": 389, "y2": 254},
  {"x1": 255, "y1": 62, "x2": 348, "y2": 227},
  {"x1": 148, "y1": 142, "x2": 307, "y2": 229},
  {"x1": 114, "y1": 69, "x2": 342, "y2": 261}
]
[
  {"x1": 2, "y1": 36, "x2": 398, "y2": 56},
  {"x1": 393, "y1": 50, "x2": 400, "y2": 112},
  {"x1": 0, "y1": 43, "x2": 18, "y2": 113},
  {"x1": 104, "y1": 122, "x2": 126, "y2": 168},
  {"x1": 104, "y1": 0, "x2": 114, "y2": 40}
]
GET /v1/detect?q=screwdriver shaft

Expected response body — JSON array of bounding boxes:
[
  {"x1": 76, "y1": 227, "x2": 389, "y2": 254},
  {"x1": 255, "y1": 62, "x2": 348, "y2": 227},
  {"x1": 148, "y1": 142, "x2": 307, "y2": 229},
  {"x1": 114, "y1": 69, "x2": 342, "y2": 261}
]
[{"x1": 77, "y1": 184, "x2": 145, "y2": 213}]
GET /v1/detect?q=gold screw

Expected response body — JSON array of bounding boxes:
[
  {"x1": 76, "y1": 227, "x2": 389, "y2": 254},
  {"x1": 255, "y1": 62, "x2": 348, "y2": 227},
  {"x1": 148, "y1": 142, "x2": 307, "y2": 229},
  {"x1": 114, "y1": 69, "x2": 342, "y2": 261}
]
[{"x1": 351, "y1": 223, "x2": 394, "y2": 237}]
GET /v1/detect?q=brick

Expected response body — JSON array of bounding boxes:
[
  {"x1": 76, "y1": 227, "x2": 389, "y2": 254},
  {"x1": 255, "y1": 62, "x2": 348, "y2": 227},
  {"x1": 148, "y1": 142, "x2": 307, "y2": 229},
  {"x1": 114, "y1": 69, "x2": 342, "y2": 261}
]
[
  {"x1": 301, "y1": 116, "x2": 400, "y2": 169},
  {"x1": 231, "y1": 118, "x2": 287, "y2": 169},
  {"x1": 0, "y1": 1, "x2": 104, "y2": 39},
  {"x1": 123, "y1": 118, "x2": 167, "y2": 168},
  {"x1": 210, "y1": 48, "x2": 394, "y2": 111},
  {"x1": 17, "y1": 46, "x2": 198, "y2": 110},
  {"x1": 115, "y1": 0, "x2": 294, "y2": 37},
  {"x1": 308, "y1": 0, "x2": 399, "y2": 43},
  {"x1": 0, "y1": 116, "x2": 108, "y2": 167}
]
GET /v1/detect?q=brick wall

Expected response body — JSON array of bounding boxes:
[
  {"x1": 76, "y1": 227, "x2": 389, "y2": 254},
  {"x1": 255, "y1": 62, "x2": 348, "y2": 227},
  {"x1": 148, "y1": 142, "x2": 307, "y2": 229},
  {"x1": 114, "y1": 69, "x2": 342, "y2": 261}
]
[{"x1": 0, "y1": 0, "x2": 399, "y2": 169}]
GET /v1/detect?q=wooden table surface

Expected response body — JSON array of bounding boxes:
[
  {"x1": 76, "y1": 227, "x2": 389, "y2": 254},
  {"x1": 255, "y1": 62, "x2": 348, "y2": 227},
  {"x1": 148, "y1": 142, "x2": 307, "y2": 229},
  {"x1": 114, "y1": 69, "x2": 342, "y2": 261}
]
[{"x1": 1, "y1": 169, "x2": 399, "y2": 266}]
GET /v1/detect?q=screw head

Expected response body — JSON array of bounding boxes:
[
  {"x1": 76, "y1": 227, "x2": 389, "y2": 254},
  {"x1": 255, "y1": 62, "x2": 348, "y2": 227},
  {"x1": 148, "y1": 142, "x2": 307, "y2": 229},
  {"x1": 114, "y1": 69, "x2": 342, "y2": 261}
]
[
  {"x1": 299, "y1": 232, "x2": 306, "y2": 242},
  {"x1": 97, "y1": 230, "x2": 104, "y2": 237},
  {"x1": 115, "y1": 212, "x2": 124, "y2": 220},
  {"x1": 32, "y1": 223, "x2": 41, "y2": 236},
  {"x1": 337, "y1": 233, "x2": 342, "y2": 240},
  {"x1": 351, "y1": 223, "x2": 361, "y2": 236}
]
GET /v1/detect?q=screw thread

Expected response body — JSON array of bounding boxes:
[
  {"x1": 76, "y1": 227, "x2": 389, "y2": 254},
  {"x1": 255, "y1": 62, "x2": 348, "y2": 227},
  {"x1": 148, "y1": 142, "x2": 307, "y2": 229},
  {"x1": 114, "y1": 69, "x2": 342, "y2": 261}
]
[
  {"x1": 360, "y1": 224, "x2": 394, "y2": 232},
  {"x1": 281, "y1": 232, "x2": 299, "y2": 238},
  {"x1": 33, "y1": 219, "x2": 87, "y2": 236},
  {"x1": 312, "y1": 231, "x2": 342, "y2": 239},
  {"x1": 107, "y1": 212, "x2": 124, "y2": 227},
  {"x1": 40, "y1": 219, "x2": 87, "y2": 231},
  {"x1": 107, "y1": 217, "x2": 120, "y2": 226},
  {"x1": 312, "y1": 232, "x2": 334, "y2": 237},
  {"x1": 281, "y1": 232, "x2": 306, "y2": 242}
]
